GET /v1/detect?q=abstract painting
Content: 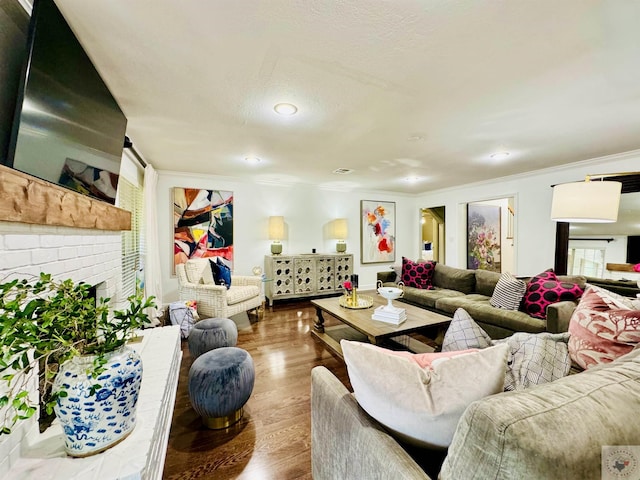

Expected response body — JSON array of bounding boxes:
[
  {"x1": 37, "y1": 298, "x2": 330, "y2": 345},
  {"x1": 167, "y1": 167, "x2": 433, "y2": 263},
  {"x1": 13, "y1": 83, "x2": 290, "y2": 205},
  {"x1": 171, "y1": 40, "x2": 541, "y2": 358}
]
[
  {"x1": 173, "y1": 188, "x2": 233, "y2": 273},
  {"x1": 360, "y1": 200, "x2": 395, "y2": 264},
  {"x1": 467, "y1": 203, "x2": 501, "y2": 272}
]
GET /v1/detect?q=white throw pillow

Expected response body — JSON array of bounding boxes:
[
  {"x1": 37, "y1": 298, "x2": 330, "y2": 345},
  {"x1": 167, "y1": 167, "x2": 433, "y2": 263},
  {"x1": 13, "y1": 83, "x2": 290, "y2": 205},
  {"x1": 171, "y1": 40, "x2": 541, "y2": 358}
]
[{"x1": 341, "y1": 340, "x2": 509, "y2": 449}]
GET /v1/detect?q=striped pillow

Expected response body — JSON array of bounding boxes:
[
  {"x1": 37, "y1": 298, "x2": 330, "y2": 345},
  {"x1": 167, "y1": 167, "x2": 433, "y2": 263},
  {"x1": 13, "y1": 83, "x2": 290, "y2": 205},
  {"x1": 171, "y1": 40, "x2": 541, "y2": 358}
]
[{"x1": 490, "y1": 272, "x2": 527, "y2": 310}]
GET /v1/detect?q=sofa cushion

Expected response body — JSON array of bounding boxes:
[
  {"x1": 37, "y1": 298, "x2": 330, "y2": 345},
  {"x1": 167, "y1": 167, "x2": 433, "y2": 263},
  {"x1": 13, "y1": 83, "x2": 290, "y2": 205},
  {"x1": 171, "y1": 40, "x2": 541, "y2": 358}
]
[
  {"x1": 474, "y1": 269, "x2": 501, "y2": 297},
  {"x1": 568, "y1": 285, "x2": 640, "y2": 370},
  {"x1": 432, "y1": 264, "x2": 476, "y2": 294},
  {"x1": 341, "y1": 339, "x2": 508, "y2": 449},
  {"x1": 443, "y1": 308, "x2": 571, "y2": 391},
  {"x1": 521, "y1": 270, "x2": 584, "y2": 320},
  {"x1": 401, "y1": 257, "x2": 436, "y2": 289},
  {"x1": 402, "y1": 286, "x2": 465, "y2": 309},
  {"x1": 440, "y1": 347, "x2": 640, "y2": 480},
  {"x1": 490, "y1": 272, "x2": 527, "y2": 310},
  {"x1": 226, "y1": 285, "x2": 260, "y2": 305}
]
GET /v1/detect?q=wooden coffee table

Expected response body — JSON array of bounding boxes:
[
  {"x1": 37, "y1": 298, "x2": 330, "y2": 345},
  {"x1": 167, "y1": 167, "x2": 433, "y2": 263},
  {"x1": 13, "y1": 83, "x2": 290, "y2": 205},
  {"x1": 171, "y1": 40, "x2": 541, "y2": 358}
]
[{"x1": 311, "y1": 291, "x2": 451, "y2": 358}]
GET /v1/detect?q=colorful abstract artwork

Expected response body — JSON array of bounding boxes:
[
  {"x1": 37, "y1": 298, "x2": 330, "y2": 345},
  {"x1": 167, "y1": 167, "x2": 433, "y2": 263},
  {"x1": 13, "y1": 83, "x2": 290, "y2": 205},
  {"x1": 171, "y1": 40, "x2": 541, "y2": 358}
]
[
  {"x1": 173, "y1": 188, "x2": 233, "y2": 273},
  {"x1": 360, "y1": 200, "x2": 396, "y2": 264},
  {"x1": 467, "y1": 203, "x2": 501, "y2": 272}
]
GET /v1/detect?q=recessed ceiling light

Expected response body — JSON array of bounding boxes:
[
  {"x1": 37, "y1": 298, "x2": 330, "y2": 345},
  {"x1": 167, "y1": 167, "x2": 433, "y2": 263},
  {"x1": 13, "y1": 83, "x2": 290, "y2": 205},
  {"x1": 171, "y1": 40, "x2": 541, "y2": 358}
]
[
  {"x1": 274, "y1": 103, "x2": 298, "y2": 115},
  {"x1": 405, "y1": 176, "x2": 421, "y2": 183},
  {"x1": 333, "y1": 168, "x2": 354, "y2": 175},
  {"x1": 245, "y1": 156, "x2": 261, "y2": 164},
  {"x1": 407, "y1": 135, "x2": 424, "y2": 141},
  {"x1": 490, "y1": 151, "x2": 510, "y2": 160}
]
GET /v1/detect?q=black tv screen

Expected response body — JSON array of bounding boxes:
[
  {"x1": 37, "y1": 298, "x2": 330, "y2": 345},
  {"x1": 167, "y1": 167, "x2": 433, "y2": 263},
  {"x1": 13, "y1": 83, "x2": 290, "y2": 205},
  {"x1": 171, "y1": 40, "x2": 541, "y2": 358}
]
[{"x1": 6, "y1": 0, "x2": 126, "y2": 204}]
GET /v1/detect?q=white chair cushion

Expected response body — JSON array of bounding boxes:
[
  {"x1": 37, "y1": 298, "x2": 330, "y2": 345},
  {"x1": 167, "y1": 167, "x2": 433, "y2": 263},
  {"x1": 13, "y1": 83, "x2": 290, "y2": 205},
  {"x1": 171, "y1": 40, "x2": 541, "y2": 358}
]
[{"x1": 227, "y1": 285, "x2": 261, "y2": 305}]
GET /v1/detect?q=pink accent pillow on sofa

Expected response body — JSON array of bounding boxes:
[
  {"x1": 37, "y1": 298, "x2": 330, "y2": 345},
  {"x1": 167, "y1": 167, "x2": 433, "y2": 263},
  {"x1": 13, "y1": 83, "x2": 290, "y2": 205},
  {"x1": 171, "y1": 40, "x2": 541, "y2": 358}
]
[
  {"x1": 568, "y1": 285, "x2": 640, "y2": 370},
  {"x1": 521, "y1": 270, "x2": 584, "y2": 319},
  {"x1": 401, "y1": 257, "x2": 436, "y2": 289}
]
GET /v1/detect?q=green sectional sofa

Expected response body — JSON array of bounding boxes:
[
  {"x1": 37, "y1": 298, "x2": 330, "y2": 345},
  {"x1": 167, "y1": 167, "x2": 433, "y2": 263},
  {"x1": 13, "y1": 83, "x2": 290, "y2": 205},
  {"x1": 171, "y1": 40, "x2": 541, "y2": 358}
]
[{"x1": 377, "y1": 264, "x2": 589, "y2": 339}]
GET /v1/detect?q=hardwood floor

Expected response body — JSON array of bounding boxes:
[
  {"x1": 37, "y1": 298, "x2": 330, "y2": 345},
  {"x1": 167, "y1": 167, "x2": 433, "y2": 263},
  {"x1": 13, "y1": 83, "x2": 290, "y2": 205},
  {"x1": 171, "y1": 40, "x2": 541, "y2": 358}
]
[{"x1": 162, "y1": 299, "x2": 350, "y2": 479}]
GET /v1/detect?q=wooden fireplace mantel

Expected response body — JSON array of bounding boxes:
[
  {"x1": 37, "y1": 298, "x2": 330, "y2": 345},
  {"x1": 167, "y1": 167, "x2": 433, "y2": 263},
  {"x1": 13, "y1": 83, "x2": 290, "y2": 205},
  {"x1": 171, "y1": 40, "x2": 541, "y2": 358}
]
[{"x1": 0, "y1": 164, "x2": 131, "y2": 231}]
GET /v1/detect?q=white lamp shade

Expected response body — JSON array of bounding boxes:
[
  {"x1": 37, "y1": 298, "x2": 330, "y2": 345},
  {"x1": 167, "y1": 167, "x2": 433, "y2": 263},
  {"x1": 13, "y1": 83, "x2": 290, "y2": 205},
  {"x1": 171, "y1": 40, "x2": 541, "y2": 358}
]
[
  {"x1": 551, "y1": 181, "x2": 622, "y2": 223},
  {"x1": 268, "y1": 216, "x2": 285, "y2": 240},
  {"x1": 332, "y1": 218, "x2": 348, "y2": 239}
]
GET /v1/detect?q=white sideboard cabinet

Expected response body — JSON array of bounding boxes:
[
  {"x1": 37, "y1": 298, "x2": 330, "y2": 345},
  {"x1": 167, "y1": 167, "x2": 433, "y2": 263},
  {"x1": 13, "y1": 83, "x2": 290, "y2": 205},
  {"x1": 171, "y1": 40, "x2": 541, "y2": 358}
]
[{"x1": 264, "y1": 254, "x2": 353, "y2": 306}]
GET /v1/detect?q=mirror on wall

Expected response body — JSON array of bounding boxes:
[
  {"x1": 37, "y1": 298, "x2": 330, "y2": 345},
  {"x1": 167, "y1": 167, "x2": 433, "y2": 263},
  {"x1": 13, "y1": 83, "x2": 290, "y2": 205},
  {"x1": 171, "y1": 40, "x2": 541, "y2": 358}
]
[
  {"x1": 555, "y1": 174, "x2": 640, "y2": 278},
  {"x1": 420, "y1": 207, "x2": 445, "y2": 263},
  {"x1": 465, "y1": 197, "x2": 516, "y2": 273}
]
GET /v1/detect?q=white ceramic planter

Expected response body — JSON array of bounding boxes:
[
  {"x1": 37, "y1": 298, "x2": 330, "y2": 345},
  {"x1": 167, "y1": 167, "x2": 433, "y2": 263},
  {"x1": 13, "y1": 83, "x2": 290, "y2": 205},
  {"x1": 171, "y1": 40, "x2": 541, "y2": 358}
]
[{"x1": 53, "y1": 346, "x2": 143, "y2": 457}]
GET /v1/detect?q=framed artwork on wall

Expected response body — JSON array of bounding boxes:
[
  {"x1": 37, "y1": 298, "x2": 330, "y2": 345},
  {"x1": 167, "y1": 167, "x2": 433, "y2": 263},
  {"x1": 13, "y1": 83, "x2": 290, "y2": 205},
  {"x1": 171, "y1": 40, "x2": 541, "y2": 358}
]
[
  {"x1": 173, "y1": 187, "x2": 234, "y2": 274},
  {"x1": 360, "y1": 200, "x2": 396, "y2": 264},
  {"x1": 467, "y1": 202, "x2": 501, "y2": 272}
]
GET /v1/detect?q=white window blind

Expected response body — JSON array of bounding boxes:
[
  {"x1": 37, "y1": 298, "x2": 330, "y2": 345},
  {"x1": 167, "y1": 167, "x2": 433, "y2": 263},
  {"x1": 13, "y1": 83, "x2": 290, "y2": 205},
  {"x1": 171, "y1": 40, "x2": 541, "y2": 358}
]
[{"x1": 118, "y1": 178, "x2": 144, "y2": 298}]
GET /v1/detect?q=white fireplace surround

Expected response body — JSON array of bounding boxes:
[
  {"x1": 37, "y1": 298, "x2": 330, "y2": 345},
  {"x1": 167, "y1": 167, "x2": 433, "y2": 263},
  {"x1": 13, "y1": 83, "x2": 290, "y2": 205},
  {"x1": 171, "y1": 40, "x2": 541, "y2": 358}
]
[{"x1": 0, "y1": 220, "x2": 180, "y2": 479}]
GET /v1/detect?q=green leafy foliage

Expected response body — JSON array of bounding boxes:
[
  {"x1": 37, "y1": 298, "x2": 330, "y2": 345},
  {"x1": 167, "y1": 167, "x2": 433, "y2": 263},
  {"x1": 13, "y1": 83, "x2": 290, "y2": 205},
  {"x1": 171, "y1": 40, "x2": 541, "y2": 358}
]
[{"x1": 0, "y1": 273, "x2": 155, "y2": 435}]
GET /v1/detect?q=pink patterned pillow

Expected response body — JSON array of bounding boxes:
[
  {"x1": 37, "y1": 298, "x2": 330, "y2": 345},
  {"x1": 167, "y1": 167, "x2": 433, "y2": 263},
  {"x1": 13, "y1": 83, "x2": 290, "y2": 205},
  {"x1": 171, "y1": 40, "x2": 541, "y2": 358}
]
[
  {"x1": 568, "y1": 285, "x2": 640, "y2": 370},
  {"x1": 522, "y1": 270, "x2": 583, "y2": 319},
  {"x1": 401, "y1": 257, "x2": 436, "y2": 289}
]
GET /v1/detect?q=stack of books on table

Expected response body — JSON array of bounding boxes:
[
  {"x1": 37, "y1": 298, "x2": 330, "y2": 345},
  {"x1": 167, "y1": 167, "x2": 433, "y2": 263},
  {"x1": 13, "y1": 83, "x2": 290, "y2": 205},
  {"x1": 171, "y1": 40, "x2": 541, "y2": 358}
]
[{"x1": 371, "y1": 305, "x2": 407, "y2": 325}]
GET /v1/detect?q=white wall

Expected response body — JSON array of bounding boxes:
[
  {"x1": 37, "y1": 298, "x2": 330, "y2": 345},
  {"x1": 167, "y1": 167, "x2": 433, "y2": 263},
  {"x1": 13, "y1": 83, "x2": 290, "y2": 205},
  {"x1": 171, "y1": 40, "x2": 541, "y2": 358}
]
[
  {"x1": 417, "y1": 150, "x2": 640, "y2": 276},
  {"x1": 158, "y1": 171, "x2": 418, "y2": 302}
]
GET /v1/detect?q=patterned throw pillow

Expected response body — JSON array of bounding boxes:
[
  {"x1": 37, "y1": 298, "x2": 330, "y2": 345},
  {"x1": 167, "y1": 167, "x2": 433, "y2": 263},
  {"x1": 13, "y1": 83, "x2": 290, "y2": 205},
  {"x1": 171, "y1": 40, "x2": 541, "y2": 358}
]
[
  {"x1": 490, "y1": 272, "x2": 527, "y2": 310},
  {"x1": 521, "y1": 270, "x2": 584, "y2": 319},
  {"x1": 494, "y1": 332, "x2": 571, "y2": 390},
  {"x1": 401, "y1": 257, "x2": 436, "y2": 289},
  {"x1": 442, "y1": 308, "x2": 493, "y2": 351},
  {"x1": 442, "y1": 308, "x2": 572, "y2": 390},
  {"x1": 568, "y1": 285, "x2": 640, "y2": 370}
]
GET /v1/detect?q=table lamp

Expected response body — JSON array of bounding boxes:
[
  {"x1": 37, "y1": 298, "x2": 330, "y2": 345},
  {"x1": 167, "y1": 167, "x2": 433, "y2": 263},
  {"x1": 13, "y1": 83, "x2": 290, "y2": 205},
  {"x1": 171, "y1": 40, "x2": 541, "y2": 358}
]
[
  {"x1": 333, "y1": 218, "x2": 348, "y2": 253},
  {"x1": 268, "y1": 216, "x2": 285, "y2": 255}
]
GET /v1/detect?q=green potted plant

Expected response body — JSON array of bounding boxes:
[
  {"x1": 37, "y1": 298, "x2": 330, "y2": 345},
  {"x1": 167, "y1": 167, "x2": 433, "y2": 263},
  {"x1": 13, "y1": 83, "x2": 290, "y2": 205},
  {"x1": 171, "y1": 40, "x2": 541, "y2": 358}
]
[{"x1": 0, "y1": 273, "x2": 155, "y2": 457}]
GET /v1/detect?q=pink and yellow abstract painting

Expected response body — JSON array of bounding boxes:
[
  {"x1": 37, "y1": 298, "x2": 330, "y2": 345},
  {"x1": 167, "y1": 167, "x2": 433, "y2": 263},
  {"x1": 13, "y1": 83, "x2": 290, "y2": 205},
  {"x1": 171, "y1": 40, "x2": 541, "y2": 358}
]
[{"x1": 361, "y1": 200, "x2": 395, "y2": 263}]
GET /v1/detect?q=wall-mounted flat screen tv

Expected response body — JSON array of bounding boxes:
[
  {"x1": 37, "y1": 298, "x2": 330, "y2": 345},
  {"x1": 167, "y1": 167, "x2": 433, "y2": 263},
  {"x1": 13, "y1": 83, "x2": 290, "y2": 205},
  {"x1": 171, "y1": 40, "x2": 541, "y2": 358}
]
[{"x1": 5, "y1": 0, "x2": 127, "y2": 205}]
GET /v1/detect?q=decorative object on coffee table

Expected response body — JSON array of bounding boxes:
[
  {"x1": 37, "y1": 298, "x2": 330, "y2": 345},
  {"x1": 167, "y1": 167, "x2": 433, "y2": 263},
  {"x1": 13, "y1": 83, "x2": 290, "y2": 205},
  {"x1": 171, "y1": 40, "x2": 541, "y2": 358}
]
[{"x1": 373, "y1": 281, "x2": 406, "y2": 324}]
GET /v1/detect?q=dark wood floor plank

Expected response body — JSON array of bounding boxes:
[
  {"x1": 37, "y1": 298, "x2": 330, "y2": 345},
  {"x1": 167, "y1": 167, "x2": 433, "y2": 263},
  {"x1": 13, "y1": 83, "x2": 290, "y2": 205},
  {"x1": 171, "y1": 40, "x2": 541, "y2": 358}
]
[{"x1": 162, "y1": 300, "x2": 349, "y2": 479}]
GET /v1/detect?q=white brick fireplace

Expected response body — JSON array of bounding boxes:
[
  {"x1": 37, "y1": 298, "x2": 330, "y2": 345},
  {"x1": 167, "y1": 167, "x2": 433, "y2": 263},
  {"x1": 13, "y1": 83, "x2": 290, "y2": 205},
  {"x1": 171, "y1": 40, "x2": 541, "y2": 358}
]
[
  {"x1": 0, "y1": 220, "x2": 181, "y2": 479},
  {"x1": 0, "y1": 220, "x2": 124, "y2": 474}
]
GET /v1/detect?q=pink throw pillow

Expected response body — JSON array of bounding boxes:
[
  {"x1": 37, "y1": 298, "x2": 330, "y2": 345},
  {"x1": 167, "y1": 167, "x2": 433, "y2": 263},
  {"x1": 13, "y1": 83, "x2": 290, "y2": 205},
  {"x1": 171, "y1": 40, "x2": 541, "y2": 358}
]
[
  {"x1": 401, "y1": 257, "x2": 436, "y2": 290},
  {"x1": 521, "y1": 270, "x2": 584, "y2": 319},
  {"x1": 568, "y1": 285, "x2": 640, "y2": 370}
]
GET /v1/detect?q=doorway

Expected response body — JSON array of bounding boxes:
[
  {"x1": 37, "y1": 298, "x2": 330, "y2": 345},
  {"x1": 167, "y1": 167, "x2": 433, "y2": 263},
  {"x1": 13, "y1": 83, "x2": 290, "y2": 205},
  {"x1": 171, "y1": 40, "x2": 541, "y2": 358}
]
[{"x1": 420, "y1": 207, "x2": 445, "y2": 263}]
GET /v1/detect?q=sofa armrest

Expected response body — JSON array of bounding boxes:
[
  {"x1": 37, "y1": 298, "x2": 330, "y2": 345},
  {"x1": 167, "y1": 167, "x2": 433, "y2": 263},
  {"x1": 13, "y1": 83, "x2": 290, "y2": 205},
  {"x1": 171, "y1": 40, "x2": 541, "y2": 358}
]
[
  {"x1": 377, "y1": 270, "x2": 397, "y2": 284},
  {"x1": 231, "y1": 275, "x2": 262, "y2": 288},
  {"x1": 311, "y1": 367, "x2": 430, "y2": 480},
  {"x1": 546, "y1": 301, "x2": 577, "y2": 333}
]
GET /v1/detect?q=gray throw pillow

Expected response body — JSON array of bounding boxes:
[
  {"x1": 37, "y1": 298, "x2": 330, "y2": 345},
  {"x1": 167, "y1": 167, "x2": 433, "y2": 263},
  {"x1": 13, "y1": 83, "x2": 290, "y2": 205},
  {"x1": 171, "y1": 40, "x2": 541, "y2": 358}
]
[
  {"x1": 442, "y1": 308, "x2": 493, "y2": 351},
  {"x1": 490, "y1": 272, "x2": 527, "y2": 310}
]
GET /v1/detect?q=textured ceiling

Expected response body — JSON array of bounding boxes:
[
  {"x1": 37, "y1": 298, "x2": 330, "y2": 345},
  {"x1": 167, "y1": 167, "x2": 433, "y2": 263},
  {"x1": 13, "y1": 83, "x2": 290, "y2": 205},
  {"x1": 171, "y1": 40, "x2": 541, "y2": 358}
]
[{"x1": 54, "y1": 0, "x2": 640, "y2": 194}]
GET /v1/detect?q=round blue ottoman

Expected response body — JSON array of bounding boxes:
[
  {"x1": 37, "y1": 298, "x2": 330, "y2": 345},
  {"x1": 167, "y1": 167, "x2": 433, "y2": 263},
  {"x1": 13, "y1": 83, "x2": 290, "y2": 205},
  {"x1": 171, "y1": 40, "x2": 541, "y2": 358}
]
[
  {"x1": 188, "y1": 347, "x2": 255, "y2": 429},
  {"x1": 188, "y1": 318, "x2": 238, "y2": 359}
]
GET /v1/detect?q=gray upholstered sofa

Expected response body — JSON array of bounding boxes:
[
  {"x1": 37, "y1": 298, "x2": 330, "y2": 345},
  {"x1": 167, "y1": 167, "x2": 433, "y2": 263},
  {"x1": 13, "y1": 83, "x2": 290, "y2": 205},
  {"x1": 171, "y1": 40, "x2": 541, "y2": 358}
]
[
  {"x1": 377, "y1": 264, "x2": 589, "y2": 339},
  {"x1": 311, "y1": 346, "x2": 640, "y2": 479}
]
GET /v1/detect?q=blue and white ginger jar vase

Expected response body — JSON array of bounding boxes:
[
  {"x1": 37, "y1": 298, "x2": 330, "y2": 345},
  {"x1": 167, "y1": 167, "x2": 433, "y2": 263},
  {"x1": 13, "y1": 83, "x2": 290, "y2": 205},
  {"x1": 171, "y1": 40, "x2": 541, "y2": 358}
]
[{"x1": 53, "y1": 346, "x2": 143, "y2": 457}]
